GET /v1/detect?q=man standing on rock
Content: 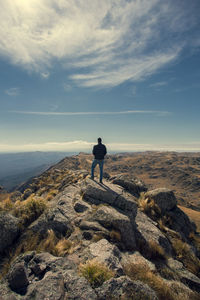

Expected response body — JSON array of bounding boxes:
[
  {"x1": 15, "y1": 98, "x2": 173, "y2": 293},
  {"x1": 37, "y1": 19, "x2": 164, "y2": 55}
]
[{"x1": 91, "y1": 137, "x2": 107, "y2": 183}]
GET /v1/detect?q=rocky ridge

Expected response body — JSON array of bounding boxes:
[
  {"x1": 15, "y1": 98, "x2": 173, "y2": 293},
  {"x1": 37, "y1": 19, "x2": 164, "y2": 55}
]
[{"x1": 0, "y1": 165, "x2": 200, "y2": 299}]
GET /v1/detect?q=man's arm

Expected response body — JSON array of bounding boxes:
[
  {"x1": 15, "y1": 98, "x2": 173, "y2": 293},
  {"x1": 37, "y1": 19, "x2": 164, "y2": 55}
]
[
  {"x1": 92, "y1": 145, "x2": 96, "y2": 155},
  {"x1": 104, "y1": 145, "x2": 107, "y2": 156}
]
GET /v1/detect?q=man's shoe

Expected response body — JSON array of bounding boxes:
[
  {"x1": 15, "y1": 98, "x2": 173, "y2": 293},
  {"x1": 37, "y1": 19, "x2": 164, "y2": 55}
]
[
  {"x1": 90, "y1": 177, "x2": 94, "y2": 180},
  {"x1": 99, "y1": 180, "x2": 102, "y2": 184}
]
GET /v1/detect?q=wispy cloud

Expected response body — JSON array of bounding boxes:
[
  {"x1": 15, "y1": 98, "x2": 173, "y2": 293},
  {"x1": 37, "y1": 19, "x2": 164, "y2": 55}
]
[
  {"x1": 149, "y1": 81, "x2": 168, "y2": 88},
  {"x1": 41, "y1": 72, "x2": 50, "y2": 79},
  {"x1": 0, "y1": 1, "x2": 199, "y2": 88},
  {"x1": 5, "y1": 87, "x2": 20, "y2": 96},
  {"x1": 0, "y1": 140, "x2": 200, "y2": 153},
  {"x1": 9, "y1": 110, "x2": 171, "y2": 117}
]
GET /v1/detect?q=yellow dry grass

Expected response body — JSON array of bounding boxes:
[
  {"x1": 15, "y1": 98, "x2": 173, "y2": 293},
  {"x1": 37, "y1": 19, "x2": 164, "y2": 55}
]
[
  {"x1": 171, "y1": 237, "x2": 200, "y2": 275},
  {"x1": 79, "y1": 259, "x2": 114, "y2": 288},
  {"x1": 123, "y1": 262, "x2": 176, "y2": 300}
]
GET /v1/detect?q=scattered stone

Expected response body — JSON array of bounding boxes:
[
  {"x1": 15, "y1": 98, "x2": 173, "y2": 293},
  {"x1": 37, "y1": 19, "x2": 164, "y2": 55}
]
[
  {"x1": 7, "y1": 263, "x2": 29, "y2": 293},
  {"x1": 74, "y1": 200, "x2": 91, "y2": 213}
]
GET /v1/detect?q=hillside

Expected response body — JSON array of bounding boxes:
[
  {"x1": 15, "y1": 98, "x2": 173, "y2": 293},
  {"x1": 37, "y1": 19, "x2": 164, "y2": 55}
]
[{"x1": 0, "y1": 153, "x2": 200, "y2": 299}]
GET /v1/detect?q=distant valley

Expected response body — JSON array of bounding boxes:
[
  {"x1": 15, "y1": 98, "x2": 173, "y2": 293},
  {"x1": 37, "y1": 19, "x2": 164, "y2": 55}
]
[{"x1": 0, "y1": 151, "x2": 76, "y2": 191}]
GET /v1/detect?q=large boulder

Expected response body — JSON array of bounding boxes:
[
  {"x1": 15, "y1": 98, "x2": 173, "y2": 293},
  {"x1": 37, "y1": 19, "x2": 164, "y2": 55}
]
[
  {"x1": 95, "y1": 276, "x2": 158, "y2": 300},
  {"x1": 0, "y1": 213, "x2": 20, "y2": 253},
  {"x1": 111, "y1": 174, "x2": 147, "y2": 197},
  {"x1": 166, "y1": 206, "x2": 196, "y2": 239},
  {"x1": 92, "y1": 205, "x2": 136, "y2": 250},
  {"x1": 144, "y1": 188, "x2": 177, "y2": 213}
]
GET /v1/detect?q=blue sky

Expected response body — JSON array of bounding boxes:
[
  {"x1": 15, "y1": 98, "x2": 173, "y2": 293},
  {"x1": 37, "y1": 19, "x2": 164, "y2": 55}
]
[{"x1": 0, "y1": 0, "x2": 200, "y2": 152}]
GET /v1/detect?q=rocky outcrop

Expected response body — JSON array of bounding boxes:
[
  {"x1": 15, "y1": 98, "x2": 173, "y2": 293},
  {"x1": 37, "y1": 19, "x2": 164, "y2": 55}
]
[
  {"x1": 0, "y1": 213, "x2": 20, "y2": 253},
  {"x1": 0, "y1": 171, "x2": 199, "y2": 299}
]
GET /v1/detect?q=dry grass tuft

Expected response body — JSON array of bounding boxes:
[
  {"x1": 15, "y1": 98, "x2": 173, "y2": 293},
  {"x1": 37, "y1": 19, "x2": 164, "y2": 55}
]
[
  {"x1": 55, "y1": 239, "x2": 73, "y2": 256},
  {"x1": 138, "y1": 194, "x2": 161, "y2": 221},
  {"x1": 92, "y1": 233, "x2": 105, "y2": 242},
  {"x1": 0, "y1": 229, "x2": 74, "y2": 278},
  {"x1": 171, "y1": 237, "x2": 200, "y2": 275},
  {"x1": 123, "y1": 262, "x2": 176, "y2": 300},
  {"x1": 13, "y1": 196, "x2": 46, "y2": 226},
  {"x1": 110, "y1": 229, "x2": 121, "y2": 243},
  {"x1": 0, "y1": 195, "x2": 13, "y2": 212},
  {"x1": 137, "y1": 238, "x2": 166, "y2": 261},
  {"x1": 148, "y1": 240, "x2": 166, "y2": 260},
  {"x1": 79, "y1": 259, "x2": 114, "y2": 288}
]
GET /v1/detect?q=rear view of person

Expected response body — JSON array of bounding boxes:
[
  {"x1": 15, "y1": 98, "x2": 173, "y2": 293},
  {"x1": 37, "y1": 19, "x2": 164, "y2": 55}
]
[{"x1": 91, "y1": 137, "x2": 107, "y2": 183}]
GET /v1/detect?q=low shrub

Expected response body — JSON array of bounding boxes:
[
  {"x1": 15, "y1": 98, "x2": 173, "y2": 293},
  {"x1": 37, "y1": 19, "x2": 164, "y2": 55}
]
[{"x1": 79, "y1": 259, "x2": 114, "y2": 288}]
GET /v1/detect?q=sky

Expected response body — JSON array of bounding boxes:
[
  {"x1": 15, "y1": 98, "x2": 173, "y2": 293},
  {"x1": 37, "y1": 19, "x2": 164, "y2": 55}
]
[{"x1": 0, "y1": 0, "x2": 200, "y2": 153}]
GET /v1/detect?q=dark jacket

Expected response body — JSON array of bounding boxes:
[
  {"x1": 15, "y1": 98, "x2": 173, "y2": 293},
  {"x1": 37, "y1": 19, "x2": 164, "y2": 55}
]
[{"x1": 93, "y1": 143, "x2": 107, "y2": 160}]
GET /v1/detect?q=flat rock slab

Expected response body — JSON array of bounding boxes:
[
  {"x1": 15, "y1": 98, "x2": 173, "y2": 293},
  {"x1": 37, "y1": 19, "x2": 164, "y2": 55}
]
[{"x1": 82, "y1": 179, "x2": 138, "y2": 213}]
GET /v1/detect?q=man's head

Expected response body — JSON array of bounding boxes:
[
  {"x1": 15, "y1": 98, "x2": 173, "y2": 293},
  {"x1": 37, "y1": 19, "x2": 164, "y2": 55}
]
[{"x1": 98, "y1": 137, "x2": 102, "y2": 144}]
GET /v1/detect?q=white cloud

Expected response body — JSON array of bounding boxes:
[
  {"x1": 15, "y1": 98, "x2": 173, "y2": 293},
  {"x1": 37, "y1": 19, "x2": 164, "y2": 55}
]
[
  {"x1": 5, "y1": 87, "x2": 20, "y2": 96},
  {"x1": 0, "y1": 0, "x2": 199, "y2": 88},
  {"x1": 9, "y1": 110, "x2": 171, "y2": 116},
  {"x1": 0, "y1": 140, "x2": 200, "y2": 153}
]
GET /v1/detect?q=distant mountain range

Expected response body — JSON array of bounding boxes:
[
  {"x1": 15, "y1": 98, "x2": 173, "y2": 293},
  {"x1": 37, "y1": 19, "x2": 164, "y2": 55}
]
[{"x1": 0, "y1": 151, "x2": 76, "y2": 191}]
